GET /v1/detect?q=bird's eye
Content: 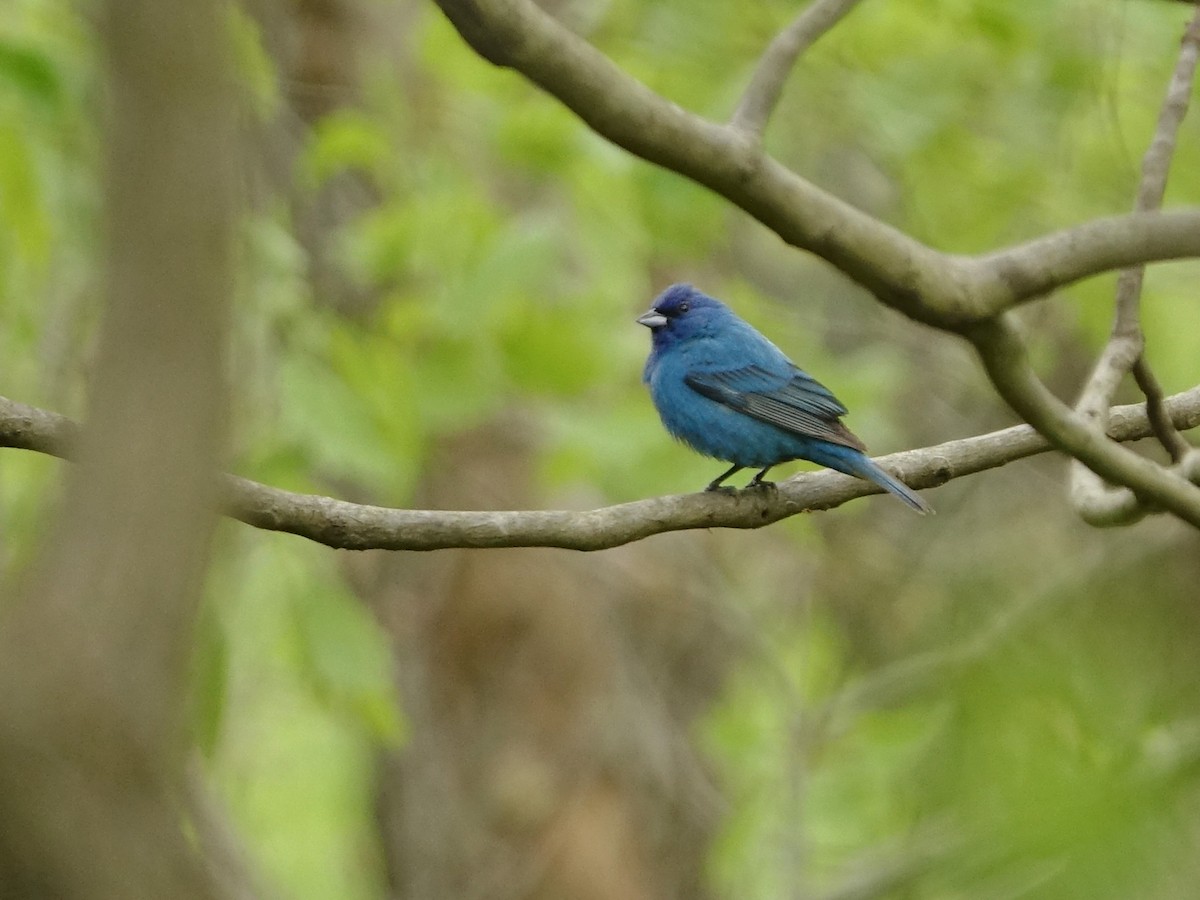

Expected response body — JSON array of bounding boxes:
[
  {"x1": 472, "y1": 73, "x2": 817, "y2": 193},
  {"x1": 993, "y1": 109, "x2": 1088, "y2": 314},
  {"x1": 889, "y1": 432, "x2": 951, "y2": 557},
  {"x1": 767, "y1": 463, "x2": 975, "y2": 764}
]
[{"x1": 679, "y1": 302, "x2": 690, "y2": 313}]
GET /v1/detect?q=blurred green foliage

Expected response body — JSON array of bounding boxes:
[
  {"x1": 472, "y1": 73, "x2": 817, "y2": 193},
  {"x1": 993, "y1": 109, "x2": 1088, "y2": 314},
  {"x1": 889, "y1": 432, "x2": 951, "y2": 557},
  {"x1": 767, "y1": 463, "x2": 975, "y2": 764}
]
[{"x1": 3, "y1": 0, "x2": 1200, "y2": 898}]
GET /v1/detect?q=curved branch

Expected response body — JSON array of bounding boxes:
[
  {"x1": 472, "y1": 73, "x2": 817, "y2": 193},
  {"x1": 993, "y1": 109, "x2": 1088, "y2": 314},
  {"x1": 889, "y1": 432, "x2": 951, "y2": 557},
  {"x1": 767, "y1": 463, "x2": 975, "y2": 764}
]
[
  {"x1": 432, "y1": 0, "x2": 1200, "y2": 330},
  {"x1": 971, "y1": 210, "x2": 1200, "y2": 316},
  {"x1": 1133, "y1": 356, "x2": 1194, "y2": 461},
  {"x1": 1069, "y1": 5, "x2": 1200, "y2": 521},
  {"x1": 1069, "y1": 361, "x2": 1200, "y2": 526},
  {"x1": 969, "y1": 316, "x2": 1200, "y2": 528},
  {"x1": 731, "y1": 0, "x2": 868, "y2": 139},
  {"x1": 5, "y1": 390, "x2": 1200, "y2": 551},
  {"x1": 1077, "y1": 4, "x2": 1199, "y2": 426}
]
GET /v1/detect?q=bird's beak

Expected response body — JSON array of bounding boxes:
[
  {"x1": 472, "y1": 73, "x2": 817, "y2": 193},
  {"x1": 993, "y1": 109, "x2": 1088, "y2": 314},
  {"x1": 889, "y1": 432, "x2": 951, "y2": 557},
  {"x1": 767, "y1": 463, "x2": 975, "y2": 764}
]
[{"x1": 637, "y1": 309, "x2": 667, "y2": 329}]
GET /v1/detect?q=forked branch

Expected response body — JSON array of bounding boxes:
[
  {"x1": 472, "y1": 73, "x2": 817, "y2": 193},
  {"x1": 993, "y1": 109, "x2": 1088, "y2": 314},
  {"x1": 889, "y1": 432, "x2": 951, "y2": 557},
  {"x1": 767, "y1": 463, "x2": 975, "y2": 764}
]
[
  {"x1": 1070, "y1": 5, "x2": 1200, "y2": 524},
  {"x1": 433, "y1": 0, "x2": 1200, "y2": 332}
]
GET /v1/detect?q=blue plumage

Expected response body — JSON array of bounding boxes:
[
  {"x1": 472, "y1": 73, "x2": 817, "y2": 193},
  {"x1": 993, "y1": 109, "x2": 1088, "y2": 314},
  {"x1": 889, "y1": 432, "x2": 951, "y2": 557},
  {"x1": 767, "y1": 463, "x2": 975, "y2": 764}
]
[{"x1": 638, "y1": 283, "x2": 931, "y2": 513}]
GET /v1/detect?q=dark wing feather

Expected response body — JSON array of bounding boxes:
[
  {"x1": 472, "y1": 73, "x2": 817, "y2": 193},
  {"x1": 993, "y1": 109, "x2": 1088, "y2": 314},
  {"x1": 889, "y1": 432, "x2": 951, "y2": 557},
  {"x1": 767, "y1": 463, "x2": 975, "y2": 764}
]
[{"x1": 684, "y1": 365, "x2": 866, "y2": 451}]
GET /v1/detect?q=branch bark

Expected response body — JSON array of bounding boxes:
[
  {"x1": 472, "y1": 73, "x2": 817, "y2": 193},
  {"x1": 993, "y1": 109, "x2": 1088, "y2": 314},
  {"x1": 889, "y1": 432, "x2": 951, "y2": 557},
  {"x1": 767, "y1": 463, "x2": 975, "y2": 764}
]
[
  {"x1": 970, "y1": 316, "x2": 1200, "y2": 528},
  {"x1": 431, "y1": 0, "x2": 1200, "y2": 531},
  {"x1": 5, "y1": 389, "x2": 1200, "y2": 551},
  {"x1": 730, "y1": 0, "x2": 868, "y2": 139},
  {"x1": 1069, "y1": 4, "x2": 1200, "y2": 524},
  {"x1": 432, "y1": 0, "x2": 1200, "y2": 331}
]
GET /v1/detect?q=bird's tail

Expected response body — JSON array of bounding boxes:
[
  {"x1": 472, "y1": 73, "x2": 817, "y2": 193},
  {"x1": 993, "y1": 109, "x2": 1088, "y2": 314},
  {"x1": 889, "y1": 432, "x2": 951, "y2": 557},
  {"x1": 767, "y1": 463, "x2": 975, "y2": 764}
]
[
  {"x1": 854, "y1": 458, "x2": 926, "y2": 513},
  {"x1": 804, "y1": 443, "x2": 933, "y2": 513},
  {"x1": 846, "y1": 454, "x2": 933, "y2": 515}
]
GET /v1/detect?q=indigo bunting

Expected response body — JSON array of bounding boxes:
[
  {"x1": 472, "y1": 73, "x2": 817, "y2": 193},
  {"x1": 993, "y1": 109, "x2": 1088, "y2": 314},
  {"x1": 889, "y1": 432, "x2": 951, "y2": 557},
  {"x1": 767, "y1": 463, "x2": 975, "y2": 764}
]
[{"x1": 638, "y1": 284, "x2": 931, "y2": 513}]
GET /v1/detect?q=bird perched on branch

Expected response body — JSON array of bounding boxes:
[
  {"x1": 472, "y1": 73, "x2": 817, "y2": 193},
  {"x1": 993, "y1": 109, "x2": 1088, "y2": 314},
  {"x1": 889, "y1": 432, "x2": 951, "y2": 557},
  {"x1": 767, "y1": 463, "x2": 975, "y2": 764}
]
[{"x1": 637, "y1": 283, "x2": 931, "y2": 513}]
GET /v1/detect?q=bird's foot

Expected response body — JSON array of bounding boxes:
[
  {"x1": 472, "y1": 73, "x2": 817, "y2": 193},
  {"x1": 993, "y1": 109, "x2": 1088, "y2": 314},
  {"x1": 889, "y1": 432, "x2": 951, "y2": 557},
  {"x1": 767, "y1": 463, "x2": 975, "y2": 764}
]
[
  {"x1": 704, "y1": 482, "x2": 738, "y2": 495},
  {"x1": 747, "y1": 468, "x2": 777, "y2": 490},
  {"x1": 746, "y1": 466, "x2": 776, "y2": 490}
]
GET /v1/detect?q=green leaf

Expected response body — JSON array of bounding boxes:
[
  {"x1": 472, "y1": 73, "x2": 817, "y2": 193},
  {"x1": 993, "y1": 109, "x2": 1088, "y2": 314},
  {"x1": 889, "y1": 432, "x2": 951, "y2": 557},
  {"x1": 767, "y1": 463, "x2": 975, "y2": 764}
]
[
  {"x1": 0, "y1": 123, "x2": 50, "y2": 263},
  {"x1": 0, "y1": 38, "x2": 61, "y2": 110},
  {"x1": 278, "y1": 349, "x2": 417, "y2": 494},
  {"x1": 291, "y1": 584, "x2": 405, "y2": 746},
  {"x1": 227, "y1": 4, "x2": 279, "y2": 117},
  {"x1": 303, "y1": 111, "x2": 391, "y2": 187}
]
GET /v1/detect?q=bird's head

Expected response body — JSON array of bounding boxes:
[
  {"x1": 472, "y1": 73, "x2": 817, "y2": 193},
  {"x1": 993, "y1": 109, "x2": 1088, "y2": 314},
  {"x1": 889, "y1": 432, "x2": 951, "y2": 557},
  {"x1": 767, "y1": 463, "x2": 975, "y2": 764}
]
[{"x1": 637, "y1": 283, "x2": 729, "y2": 346}]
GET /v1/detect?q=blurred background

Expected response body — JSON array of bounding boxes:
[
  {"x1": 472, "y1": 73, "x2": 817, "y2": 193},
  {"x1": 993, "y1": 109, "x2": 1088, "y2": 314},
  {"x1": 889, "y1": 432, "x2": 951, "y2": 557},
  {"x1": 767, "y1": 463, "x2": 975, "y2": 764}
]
[{"x1": 3, "y1": 0, "x2": 1200, "y2": 897}]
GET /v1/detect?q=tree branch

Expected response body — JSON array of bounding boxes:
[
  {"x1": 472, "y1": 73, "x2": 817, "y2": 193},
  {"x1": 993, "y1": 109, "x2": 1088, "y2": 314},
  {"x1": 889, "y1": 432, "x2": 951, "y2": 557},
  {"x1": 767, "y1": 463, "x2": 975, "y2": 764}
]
[
  {"x1": 1133, "y1": 356, "x2": 1194, "y2": 462},
  {"x1": 5, "y1": 389, "x2": 1200, "y2": 551},
  {"x1": 969, "y1": 316, "x2": 1200, "y2": 528},
  {"x1": 730, "y1": 0, "x2": 868, "y2": 139},
  {"x1": 971, "y1": 210, "x2": 1200, "y2": 317},
  {"x1": 432, "y1": 0, "x2": 1200, "y2": 331},
  {"x1": 1069, "y1": 4, "x2": 1200, "y2": 522}
]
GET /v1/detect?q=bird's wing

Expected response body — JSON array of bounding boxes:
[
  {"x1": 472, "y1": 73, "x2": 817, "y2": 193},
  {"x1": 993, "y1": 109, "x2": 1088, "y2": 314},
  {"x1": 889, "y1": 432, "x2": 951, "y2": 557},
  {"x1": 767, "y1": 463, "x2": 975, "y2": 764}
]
[{"x1": 684, "y1": 364, "x2": 866, "y2": 451}]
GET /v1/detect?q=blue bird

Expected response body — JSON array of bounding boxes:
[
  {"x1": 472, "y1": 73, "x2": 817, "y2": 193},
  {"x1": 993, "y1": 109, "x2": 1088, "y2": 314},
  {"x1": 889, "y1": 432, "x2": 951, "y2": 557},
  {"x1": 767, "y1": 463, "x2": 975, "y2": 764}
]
[{"x1": 638, "y1": 284, "x2": 931, "y2": 513}]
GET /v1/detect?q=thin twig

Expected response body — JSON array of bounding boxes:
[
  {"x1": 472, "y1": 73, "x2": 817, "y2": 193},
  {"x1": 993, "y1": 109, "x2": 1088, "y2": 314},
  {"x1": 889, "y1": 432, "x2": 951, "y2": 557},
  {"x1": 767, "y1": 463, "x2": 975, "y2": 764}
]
[
  {"x1": 730, "y1": 0, "x2": 867, "y2": 139},
  {"x1": 1070, "y1": 5, "x2": 1200, "y2": 519},
  {"x1": 4, "y1": 389, "x2": 1200, "y2": 550},
  {"x1": 1133, "y1": 356, "x2": 1194, "y2": 462}
]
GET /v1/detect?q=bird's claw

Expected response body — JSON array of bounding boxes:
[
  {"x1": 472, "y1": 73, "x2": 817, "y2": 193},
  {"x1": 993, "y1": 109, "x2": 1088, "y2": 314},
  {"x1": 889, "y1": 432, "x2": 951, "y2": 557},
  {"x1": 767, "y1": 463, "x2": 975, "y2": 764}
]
[{"x1": 704, "y1": 483, "x2": 738, "y2": 495}]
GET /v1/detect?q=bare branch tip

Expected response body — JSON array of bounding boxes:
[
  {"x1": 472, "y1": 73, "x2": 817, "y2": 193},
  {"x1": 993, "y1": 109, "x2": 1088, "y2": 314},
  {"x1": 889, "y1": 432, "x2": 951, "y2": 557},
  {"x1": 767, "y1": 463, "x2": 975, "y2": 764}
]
[{"x1": 732, "y1": 0, "x2": 866, "y2": 138}]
